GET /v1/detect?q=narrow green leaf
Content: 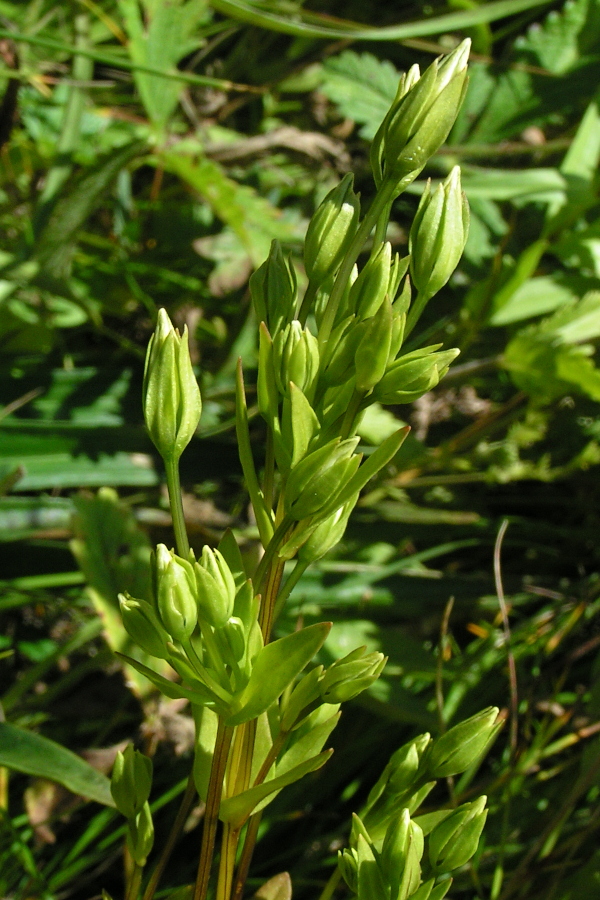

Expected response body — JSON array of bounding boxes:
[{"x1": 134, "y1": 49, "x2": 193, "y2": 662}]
[
  {"x1": 0, "y1": 722, "x2": 114, "y2": 807},
  {"x1": 210, "y1": 0, "x2": 552, "y2": 40},
  {"x1": 226, "y1": 622, "x2": 331, "y2": 725},
  {"x1": 219, "y1": 750, "x2": 332, "y2": 827}
]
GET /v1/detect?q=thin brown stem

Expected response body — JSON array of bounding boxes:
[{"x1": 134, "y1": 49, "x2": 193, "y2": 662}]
[
  {"x1": 142, "y1": 774, "x2": 197, "y2": 900},
  {"x1": 193, "y1": 720, "x2": 234, "y2": 900},
  {"x1": 494, "y1": 519, "x2": 518, "y2": 756},
  {"x1": 231, "y1": 814, "x2": 261, "y2": 900},
  {"x1": 216, "y1": 823, "x2": 239, "y2": 900}
]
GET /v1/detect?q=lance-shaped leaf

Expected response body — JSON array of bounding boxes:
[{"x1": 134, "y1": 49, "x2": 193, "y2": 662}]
[
  {"x1": 0, "y1": 722, "x2": 114, "y2": 807},
  {"x1": 116, "y1": 653, "x2": 225, "y2": 708},
  {"x1": 219, "y1": 750, "x2": 332, "y2": 828},
  {"x1": 225, "y1": 623, "x2": 331, "y2": 725},
  {"x1": 318, "y1": 425, "x2": 410, "y2": 519}
]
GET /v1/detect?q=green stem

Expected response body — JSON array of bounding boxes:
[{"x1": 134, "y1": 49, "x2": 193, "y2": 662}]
[
  {"x1": 404, "y1": 288, "x2": 433, "y2": 340},
  {"x1": 373, "y1": 198, "x2": 393, "y2": 246},
  {"x1": 165, "y1": 456, "x2": 190, "y2": 558},
  {"x1": 231, "y1": 813, "x2": 261, "y2": 900},
  {"x1": 318, "y1": 179, "x2": 397, "y2": 347},
  {"x1": 263, "y1": 427, "x2": 275, "y2": 513},
  {"x1": 142, "y1": 774, "x2": 197, "y2": 900},
  {"x1": 35, "y1": 13, "x2": 92, "y2": 226},
  {"x1": 298, "y1": 280, "x2": 318, "y2": 327},
  {"x1": 216, "y1": 823, "x2": 239, "y2": 900},
  {"x1": 236, "y1": 360, "x2": 274, "y2": 548},
  {"x1": 339, "y1": 389, "x2": 366, "y2": 439},
  {"x1": 126, "y1": 862, "x2": 143, "y2": 900},
  {"x1": 272, "y1": 558, "x2": 309, "y2": 623},
  {"x1": 193, "y1": 720, "x2": 234, "y2": 900},
  {"x1": 317, "y1": 867, "x2": 342, "y2": 900},
  {"x1": 252, "y1": 515, "x2": 293, "y2": 592}
]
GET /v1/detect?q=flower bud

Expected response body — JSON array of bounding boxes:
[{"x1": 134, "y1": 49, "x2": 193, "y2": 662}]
[
  {"x1": 374, "y1": 346, "x2": 459, "y2": 405},
  {"x1": 119, "y1": 593, "x2": 169, "y2": 659},
  {"x1": 304, "y1": 174, "x2": 360, "y2": 284},
  {"x1": 219, "y1": 616, "x2": 246, "y2": 665},
  {"x1": 155, "y1": 544, "x2": 198, "y2": 641},
  {"x1": 427, "y1": 708, "x2": 501, "y2": 778},
  {"x1": 284, "y1": 437, "x2": 361, "y2": 521},
  {"x1": 320, "y1": 647, "x2": 386, "y2": 703},
  {"x1": 375, "y1": 41, "x2": 470, "y2": 184},
  {"x1": 348, "y1": 242, "x2": 393, "y2": 320},
  {"x1": 111, "y1": 744, "x2": 152, "y2": 820},
  {"x1": 272, "y1": 321, "x2": 320, "y2": 400},
  {"x1": 280, "y1": 665, "x2": 324, "y2": 732},
  {"x1": 257, "y1": 323, "x2": 279, "y2": 425},
  {"x1": 381, "y1": 809, "x2": 423, "y2": 900},
  {"x1": 297, "y1": 494, "x2": 357, "y2": 564},
  {"x1": 429, "y1": 796, "x2": 488, "y2": 873},
  {"x1": 249, "y1": 239, "x2": 297, "y2": 335},
  {"x1": 193, "y1": 546, "x2": 236, "y2": 628},
  {"x1": 354, "y1": 297, "x2": 393, "y2": 391},
  {"x1": 143, "y1": 308, "x2": 202, "y2": 462},
  {"x1": 338, "y1": 848, "x2": 358, "y2": 894},
  {"x1": 320, "y1": 316, "x2": 365, "y2": 388},
  {"x1": 128, "y1": 801, "x2": 154, "y2": 866},
  {"x1": 410, "y1": 167, "x2": 469, "y2": 302}
]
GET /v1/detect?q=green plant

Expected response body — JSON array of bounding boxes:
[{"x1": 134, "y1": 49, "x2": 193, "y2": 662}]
[{"x1": 73, "y1": 39, "x2": 501, "y2": 900}]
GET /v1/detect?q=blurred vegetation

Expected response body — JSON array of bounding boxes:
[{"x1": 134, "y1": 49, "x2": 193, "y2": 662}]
[{"x1": 2, "y1": 0, "x2": 600, "y2": 898}]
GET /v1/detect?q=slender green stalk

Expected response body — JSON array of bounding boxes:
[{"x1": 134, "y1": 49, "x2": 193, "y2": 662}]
[
  {"x1": 164, "y1": 456, "x2": 190, "y2": 558},
  {"x1": 216, "y1": 823, "x2": 239, "y2": 900},
  {"x1": 272, "y1": 558, "x2": 309, "y2": 623},
  {"x1": 35, "y1": 13, "x2": 92, "y2": 222},
  {"x1": 317, "y1": 867, "x2": 342, "y2": 900},
  {"x1": 193, "y1": 720, "x2": 234, "y2": 900},
  {"x1": 231, "y1": 814, "x2": 261, "y2": 900},
  {"x1": 318, "y1": 179, "x2": 397, "y2": 346},
  {"x1": 126, "y1": 862, "x2": 143, "y2": 900},
  {"x1": 404, "y1": 288, "x2": 433, "y2": 340},
  {"x1": 297, "y1": 280, "x2": 319, "y2": 326},
  {"x1": 142, "y1": 775, "x2": 197, "y2": 900},
  {"x1": 236, "y1": 360, "x2": 274, "y2": 547},
  {"x1": 339, "y1": 389, "x2": 366, "y2": 439},
  {"x1": 263, "y1": 428, "x2": 275, "y2": 513}
]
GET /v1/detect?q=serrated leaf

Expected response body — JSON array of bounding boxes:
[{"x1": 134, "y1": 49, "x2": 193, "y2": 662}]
[
  {"x1": 321, "y1": 51, "x2": 399, "y2": 139},
  {"x1": 489, "y1": 275, "x2": 578, "y2": 325},
  {"x1": 515, "y1": 0, "x2": 600, "y2": 74},
  {"x1": 0, "y1": 722, "x2": 114, "y2": 807}
]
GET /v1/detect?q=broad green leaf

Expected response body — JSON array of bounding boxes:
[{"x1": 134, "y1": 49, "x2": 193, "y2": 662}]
[
  {"x1": 119, "y1": 0, "x2": 208, "y2": 128},
  {"x1": 489, "y1": 275, "x2": 578, "y2": 326},
  {"x1": 0, "y1": 722, "x2": 114, "y2": 807},
  {"x1": 219, "y1": 750, "x2": 332, "y2": 827},
  {"x1": 320, "y1": 51, "x2": 399, "y2": 139},
  {"x1": 161, "y1": 151, "x2": 295, "y2": 267},
  {"x1": 0, "y1": 495, "x2": 73, "y2": 541},
  {"x1": 226, "y1": 623, "x2": 331, "y2": 725},
  {"x1": 458, "y1": 168, "x2": 567, "y2": 204},
  {"x1": 515, "y1": 0, "x2": 600, "y2": 74}
]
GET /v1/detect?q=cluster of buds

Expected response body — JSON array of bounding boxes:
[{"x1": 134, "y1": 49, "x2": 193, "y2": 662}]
[
  {"x1": 371, "y1": 39, "x2": 470, "y2": 188},
  {"x1": 111, "y1": 745, "x2": 154, "y2": 867},
  {"x1": 250, "y1": 240, "x2": 297, "y2": 336},
  {"x1": 339, "y1": 794, "x2": 487, "y2": 900}
]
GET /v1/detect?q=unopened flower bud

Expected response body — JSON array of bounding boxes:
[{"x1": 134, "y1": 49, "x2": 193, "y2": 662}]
[
  {"x1": 284, "y1": 437, "x2": 361, "y2": 521},
  {"x1": 272, "y1": 321, "x2": 320, "y2": 400},
  {"x1": 348, "y1": 242, "x2": 393, "y2": 320},
  {"x1": 304, "y1": 174, "x2": 360, "y2": 284},
  {"x1": 374, "y1": 346, "x2": 459, "y2": 405},
  {"x1": 143, "y1": 308, "x2": 202, "y2": 462},
  {"x1": 320, "y1": 647, "x2": 386, "y2": 703},
  {"x1": 128, "y1": 801, "x2": 154, "y2": 866},
  {"x1": 119, "y1": 593, "x2": 169, "y2": 659},
  {"x1": 410, "y1": 167, "x2": 469, "y2": 302},
  {"x1": 298, "y1": 494, "x2": 358, "y2": 564},
  {"x1": 249, "y1": 240, "x2": 297, "y2": 335},
  {"x1": 280, "y1": 665, "x2": 324, "y2": 732},
  {"x1": 381, "y1": 809, "x2": 424, "y2": 900},
  {"x1": 338, "y1": 848, "x2": 358, "y2": 894},
  {"x1": 375, "y1": 41, "x2": 470, "y2": 184},
  {"x1": 427, "y1": 708, "x2": 501, "y2": 778},
  {"x1": 193, "y1": 546, "x2": 236, "y2": 628},
  {"x1": 354, "y1": 297, "x2": 393, "y2": 391},
  {"x1": 155, "y1": 544, "x2": 197, "y2": 641},
  {"x1": 429, "y1": 797, "x2": 488, "y2": 873},
  {"x1": 111, "y1": 744, "x2": 152, "y2": 820}
]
